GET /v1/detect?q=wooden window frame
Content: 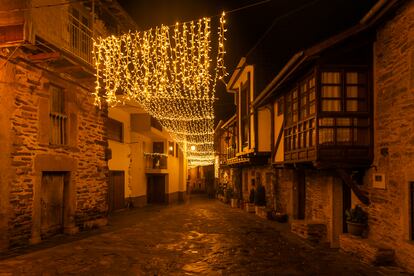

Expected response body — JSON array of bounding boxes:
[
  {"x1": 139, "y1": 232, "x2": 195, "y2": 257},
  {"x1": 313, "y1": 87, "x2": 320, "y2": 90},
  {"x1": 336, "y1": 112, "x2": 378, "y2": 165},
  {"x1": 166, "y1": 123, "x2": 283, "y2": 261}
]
[
  {"x1": 411, "y1": 182, "x2": 414, "y2": 240},
  {"x1": 49, "y1": 84, "x2": 67, "y2": 145},
  {"x1": 319, "y1": 70, "x2": 368, "y2": 114}
]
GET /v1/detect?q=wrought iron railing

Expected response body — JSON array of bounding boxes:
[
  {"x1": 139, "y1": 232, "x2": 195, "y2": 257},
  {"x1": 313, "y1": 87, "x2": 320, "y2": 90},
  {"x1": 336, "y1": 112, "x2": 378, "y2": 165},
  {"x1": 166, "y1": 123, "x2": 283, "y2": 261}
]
[{"x1": 145, "y1": 154, "x2": 168, "y2": 170}]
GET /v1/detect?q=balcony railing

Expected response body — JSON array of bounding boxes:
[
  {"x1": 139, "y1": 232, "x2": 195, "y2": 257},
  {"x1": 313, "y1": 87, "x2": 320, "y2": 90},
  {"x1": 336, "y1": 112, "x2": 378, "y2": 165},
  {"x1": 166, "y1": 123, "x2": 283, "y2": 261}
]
[
  {"x1": 226, "y1": 146, "x2": 236, "y2": 159},
  {"x1": 145, "y1": 154, "x2": 168, "y2": 170},
  {"x1": 67, "y1": 13, "x2": 93, "y2": 65},
  {"x1": 34, "y1": 11, "x2": 93, "y2": 65}
]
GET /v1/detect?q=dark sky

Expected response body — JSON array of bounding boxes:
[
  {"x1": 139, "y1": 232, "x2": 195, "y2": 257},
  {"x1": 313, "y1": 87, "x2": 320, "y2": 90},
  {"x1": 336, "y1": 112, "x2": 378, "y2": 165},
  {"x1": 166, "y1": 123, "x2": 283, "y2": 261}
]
[{"x1": 117, "y1": 0, "x2": 378, "y2": 124}]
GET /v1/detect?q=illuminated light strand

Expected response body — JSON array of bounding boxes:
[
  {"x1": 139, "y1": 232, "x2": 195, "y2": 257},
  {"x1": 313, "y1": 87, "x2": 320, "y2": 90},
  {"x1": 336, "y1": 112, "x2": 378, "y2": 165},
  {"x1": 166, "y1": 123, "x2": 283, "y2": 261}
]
[{"x1": 93, "y1": 13, "x2": 227, "y2": 166}]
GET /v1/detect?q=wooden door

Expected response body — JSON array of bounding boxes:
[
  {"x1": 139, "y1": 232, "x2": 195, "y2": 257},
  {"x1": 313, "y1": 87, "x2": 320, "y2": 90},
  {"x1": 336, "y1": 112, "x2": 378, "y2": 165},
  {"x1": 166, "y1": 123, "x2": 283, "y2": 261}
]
[
  {"x1": 109, "y1": 171, "x2": 125, "y2": 211},
  {"x1": 147, "y1": 175, "x2": 165, "y2": 204},
  {"x1": 41, "y1": 172, "x2": 65, "y2": 238},
  {"x1": 296, "y1": 170, "x2": 306, "y2": 220},
  {"x1": 342, "y1": 181, "x2": 352, "y2": 233}
]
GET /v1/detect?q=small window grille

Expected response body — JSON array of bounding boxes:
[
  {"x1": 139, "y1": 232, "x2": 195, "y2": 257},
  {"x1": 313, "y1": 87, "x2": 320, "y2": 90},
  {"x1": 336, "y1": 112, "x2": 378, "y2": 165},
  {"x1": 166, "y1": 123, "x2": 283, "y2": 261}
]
[{"x1": 49, "y1": 85, "x2": 66, "y2": 145}]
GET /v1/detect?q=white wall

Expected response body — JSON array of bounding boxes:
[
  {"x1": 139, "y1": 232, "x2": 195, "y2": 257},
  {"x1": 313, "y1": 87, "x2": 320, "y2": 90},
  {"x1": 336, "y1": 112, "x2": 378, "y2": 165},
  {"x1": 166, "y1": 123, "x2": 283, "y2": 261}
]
[{"x1": 108, "y1": 108, "x2": 131, "y2": 197}]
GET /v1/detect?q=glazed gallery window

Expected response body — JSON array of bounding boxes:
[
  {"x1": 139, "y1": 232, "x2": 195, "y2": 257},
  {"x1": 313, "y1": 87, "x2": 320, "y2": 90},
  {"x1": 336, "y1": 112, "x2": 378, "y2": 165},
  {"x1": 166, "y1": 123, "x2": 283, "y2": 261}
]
[
  {"x1": 49, "y1": 85, "x2": 67, "y2": 145},
  {"x1": 284, "y1": 75, "x2": 316, "y2": 151},
  {"x1": 320, "y1": 71, "x2": 367, "y2": 112},
  {"x1": 107, "y1": 118, "x2": 123, "y2": 142}
]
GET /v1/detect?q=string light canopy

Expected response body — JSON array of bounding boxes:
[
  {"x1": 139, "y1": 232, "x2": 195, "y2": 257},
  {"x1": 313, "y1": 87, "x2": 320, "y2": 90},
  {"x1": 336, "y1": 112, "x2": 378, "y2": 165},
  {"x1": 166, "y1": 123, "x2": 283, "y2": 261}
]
[{"x1": 93, "y1": 13, "x2": 227, "y2": 167}]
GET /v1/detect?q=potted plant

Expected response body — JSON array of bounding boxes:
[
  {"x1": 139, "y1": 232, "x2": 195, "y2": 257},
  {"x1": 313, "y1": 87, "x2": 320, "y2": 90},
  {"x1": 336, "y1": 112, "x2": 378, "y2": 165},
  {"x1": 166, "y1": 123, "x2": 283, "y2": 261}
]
[{"x1": 345, "y1": 205, "x2": 368, "y2": 236}]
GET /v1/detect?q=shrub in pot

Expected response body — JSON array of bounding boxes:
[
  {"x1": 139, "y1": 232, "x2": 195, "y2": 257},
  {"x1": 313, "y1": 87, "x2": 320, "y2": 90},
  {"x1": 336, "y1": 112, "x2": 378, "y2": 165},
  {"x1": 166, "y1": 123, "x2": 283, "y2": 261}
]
[{"x1": 345, "y1": 205, "x2": 368, "y2": 236}]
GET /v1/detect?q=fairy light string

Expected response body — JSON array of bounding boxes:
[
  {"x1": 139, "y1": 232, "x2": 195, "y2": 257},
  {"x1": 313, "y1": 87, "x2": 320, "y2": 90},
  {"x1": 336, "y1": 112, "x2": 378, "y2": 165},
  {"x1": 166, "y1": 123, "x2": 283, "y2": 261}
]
[{"x1": 93, "y1": 12, "x2": 228, "y2": 167}]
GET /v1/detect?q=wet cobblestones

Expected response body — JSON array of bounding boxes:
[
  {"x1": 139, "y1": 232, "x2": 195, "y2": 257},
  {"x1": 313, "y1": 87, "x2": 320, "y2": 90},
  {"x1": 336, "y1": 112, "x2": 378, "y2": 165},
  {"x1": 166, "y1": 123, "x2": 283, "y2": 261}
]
[{"x1": 0, "y1": 196, "x2": 405, "y2": 275}]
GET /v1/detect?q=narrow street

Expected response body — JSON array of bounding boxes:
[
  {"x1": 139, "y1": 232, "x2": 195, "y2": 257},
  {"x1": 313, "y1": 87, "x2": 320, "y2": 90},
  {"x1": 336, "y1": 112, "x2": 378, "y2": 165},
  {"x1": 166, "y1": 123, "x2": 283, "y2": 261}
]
[{"x1": 0, "y1": 196, "x2": 402, "y2": 275}]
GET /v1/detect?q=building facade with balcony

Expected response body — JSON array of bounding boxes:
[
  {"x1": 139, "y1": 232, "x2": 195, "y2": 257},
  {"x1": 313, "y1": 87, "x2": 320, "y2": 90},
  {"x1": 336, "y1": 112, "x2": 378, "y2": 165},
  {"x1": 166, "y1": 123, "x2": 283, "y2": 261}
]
[
  {"x1": 223, "y1": 0, "x2": 414, "y2": 272},
  {"x1": 107, "y1": 104, "x2": 187, "y2": 209},
  {"x1": 0, "y1": 0, "x2": 136, "y2": 250}
]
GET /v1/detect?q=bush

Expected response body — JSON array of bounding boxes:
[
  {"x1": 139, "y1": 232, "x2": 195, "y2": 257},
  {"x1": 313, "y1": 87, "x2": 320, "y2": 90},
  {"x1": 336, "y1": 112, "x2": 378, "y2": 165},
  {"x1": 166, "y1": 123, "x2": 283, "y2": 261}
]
[{"x1": 254, "y1": 185, "x2": 266, "y2": 206}]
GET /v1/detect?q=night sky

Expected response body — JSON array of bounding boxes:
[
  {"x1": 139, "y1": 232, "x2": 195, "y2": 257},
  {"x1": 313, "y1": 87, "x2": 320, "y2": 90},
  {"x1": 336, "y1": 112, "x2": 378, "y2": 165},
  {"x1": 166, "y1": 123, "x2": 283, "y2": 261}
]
[{"x1": 117, "y1": 0, "x2": 378, "y2": 124}]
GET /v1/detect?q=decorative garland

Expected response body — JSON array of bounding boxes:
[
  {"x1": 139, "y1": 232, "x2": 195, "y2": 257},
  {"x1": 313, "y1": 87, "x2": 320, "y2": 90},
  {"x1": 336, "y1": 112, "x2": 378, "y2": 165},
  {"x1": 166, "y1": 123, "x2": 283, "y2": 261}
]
[{"x1": 93, "y1": 13, "x2": 227, "y2": 167}]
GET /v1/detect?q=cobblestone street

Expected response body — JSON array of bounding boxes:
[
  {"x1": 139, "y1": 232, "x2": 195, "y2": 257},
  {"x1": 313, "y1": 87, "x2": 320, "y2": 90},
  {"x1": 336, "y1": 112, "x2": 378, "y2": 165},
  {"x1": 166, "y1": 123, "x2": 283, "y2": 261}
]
[{"x1": 0, "y1": 196, "x2": 405, "y2": 275}]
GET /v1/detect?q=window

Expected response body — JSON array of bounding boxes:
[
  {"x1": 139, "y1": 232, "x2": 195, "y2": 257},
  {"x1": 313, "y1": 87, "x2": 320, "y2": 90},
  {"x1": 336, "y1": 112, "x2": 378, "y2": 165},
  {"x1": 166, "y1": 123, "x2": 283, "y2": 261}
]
[
  {"x1": 49, "y1": 85, "x2": 66, "y2": 145},
  {"x1": 284, "y1": 75, "x2": 316, "y2": 152},
  {"x1": 318, "y1": 117, "x2": 370, "y2": 145},
  {"x1": 320, "y1": 71, "x2": 367, "y2": 113},
  {"x1": 107, "y1": 118, "x2": 123, "y2": 142}
]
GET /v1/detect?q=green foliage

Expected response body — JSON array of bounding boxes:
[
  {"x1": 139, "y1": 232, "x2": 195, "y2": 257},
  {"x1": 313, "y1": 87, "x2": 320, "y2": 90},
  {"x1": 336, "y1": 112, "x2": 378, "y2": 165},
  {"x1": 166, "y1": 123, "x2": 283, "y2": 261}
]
[{"x1": 345, "y1": 205, "x2": 368, "y2": 224}]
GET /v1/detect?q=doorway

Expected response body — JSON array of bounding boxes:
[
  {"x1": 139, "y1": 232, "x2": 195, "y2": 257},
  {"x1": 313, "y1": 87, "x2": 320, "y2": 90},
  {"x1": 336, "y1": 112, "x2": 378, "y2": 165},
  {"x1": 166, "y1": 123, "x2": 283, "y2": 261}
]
[
  {"x1": 108, "y1": 171, "x2": 125, "y2": 211},
  {"x1": 342, "y1": 181, "x2": 352, "y2": 233},
  {"x1": 296, "y1": 169, "x2": 306, "y2": 220},
  {"x1": 147, "y1": 175, "x2": 166, "y2": 204},
  {"x1": 41, "y1": 172, "x2": 68, "y2": 239}
]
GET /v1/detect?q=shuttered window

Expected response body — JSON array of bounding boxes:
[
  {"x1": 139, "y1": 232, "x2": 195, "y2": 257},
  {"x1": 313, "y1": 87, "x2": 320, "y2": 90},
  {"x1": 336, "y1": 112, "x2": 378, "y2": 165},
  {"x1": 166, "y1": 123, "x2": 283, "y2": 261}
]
[
  {"x1": 49, "y1": 85, "x2": 66, "y2": 145},
  {"x1": 107, "y1": 118, "x2": 123, "y2": 142}
]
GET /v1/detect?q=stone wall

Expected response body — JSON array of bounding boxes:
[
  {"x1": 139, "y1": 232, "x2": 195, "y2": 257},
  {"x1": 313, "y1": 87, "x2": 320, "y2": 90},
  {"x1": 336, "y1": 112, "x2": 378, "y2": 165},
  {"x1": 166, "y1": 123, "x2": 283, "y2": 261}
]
[
  {"x1": 362, "y1": 1, "x2": 414, "y2": 272},
  {"x1": 0, "y1": 53, "x2": 108, "y2": 248}
]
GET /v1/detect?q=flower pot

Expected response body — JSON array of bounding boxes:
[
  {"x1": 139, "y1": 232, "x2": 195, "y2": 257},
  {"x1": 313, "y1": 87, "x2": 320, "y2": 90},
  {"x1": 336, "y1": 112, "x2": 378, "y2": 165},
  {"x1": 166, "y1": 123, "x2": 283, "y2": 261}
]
[{"x1": 347, "y1": 222, "x2": 366, "y2": 236}]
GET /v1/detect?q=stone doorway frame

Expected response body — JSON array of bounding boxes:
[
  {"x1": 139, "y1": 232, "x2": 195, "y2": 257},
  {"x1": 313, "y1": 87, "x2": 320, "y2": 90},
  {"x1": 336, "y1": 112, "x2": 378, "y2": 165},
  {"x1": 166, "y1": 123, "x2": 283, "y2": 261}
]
[{"x1": 31, "y1": 154, "x2": 78, "y2": 244}]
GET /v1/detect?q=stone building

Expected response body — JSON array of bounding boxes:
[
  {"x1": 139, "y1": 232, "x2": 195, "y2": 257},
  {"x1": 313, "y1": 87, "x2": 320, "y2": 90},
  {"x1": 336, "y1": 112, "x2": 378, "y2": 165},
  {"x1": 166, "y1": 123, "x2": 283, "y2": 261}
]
[
  {"x1": 219, "y1": 0, "x2": 414, "y2": 272},
  {"x1": 0, "y1": 0, "x2": 136, "y2": 250},
  {"x1": 223, "y1": 0, "x2": 414, "y2": 272}
]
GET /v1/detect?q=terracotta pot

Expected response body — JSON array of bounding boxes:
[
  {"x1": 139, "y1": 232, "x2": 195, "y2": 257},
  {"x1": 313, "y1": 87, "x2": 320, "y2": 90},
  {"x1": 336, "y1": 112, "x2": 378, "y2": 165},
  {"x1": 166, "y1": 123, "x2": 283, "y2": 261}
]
[{"x1": 347, "y1": 222, "x2": 366, "y2": 236}]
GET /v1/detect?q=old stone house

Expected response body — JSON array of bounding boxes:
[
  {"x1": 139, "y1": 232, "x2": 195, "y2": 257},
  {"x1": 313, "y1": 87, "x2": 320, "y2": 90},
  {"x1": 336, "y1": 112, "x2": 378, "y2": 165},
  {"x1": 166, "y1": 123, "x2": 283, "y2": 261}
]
[
  {"x1": 218, "y1": 0, "x2": 414, "y2": 272},
  {"x1": 0, "y1": 0, "x2": 136, "y2": 250},
  {"x1": 246, "y1": 0, "x2": 414, "y2": 272}
]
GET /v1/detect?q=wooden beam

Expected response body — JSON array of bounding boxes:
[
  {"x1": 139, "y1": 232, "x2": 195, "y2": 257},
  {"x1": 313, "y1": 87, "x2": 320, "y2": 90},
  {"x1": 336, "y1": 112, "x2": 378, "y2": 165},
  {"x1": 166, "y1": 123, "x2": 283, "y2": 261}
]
[
  {"x1": 27, "y1": 52, "x2": 60, "y2": 62},
  {"x1": 336, "y1": 168, "x2": 370, "y2": 206}
]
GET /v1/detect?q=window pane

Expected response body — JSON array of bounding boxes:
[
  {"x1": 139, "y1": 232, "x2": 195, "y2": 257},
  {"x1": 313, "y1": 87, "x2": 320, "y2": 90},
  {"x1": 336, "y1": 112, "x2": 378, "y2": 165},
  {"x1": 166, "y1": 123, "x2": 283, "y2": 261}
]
[
  {"x1": 346, "y1": 72, "x2": 367, "y2": 84},
  {"x1": 337, "y1": 118, "x2": 352, "y2": 126},
  {"x1": 337, "y1": 128, "x2": 352, "y2": 144},
  {"x1": 319, "y1": 118, "x2": 334, "y2": 126},
  {"x1": 309, "y1": 78, "x2": 315, "y2": 88},
  {"x1": 309, "y1": 103, "x2": 315, "y2": 115},
  {"x1": 321, "y1": 99, "x2": 341, "y2": 111},
  {"x1": 309, "y1": 89, "x2": 315, "y2": 101},
  {"x1": 319, "y1": 128, "x2": 334, "y2": 144},
  {"x1": 321, "y1": 86, "x2": 341, "y2": 97},
  {"x1": 346, "y1": 72, "x2": 358, "y2": 84},
  {"x1": 346, "y1": 100, "x2": 358, "y2": 112},
  {"x1": 346, "y1": 86, "x2": 358, "y2": 98},
  {"x1": 322, "y1": 72, "x2": 340, "y2": 84}
]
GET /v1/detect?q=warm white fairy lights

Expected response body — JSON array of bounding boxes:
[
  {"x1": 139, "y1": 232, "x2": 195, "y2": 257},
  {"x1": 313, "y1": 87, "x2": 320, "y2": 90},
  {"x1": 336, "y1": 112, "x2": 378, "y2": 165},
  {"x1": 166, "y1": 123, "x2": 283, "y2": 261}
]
[{"x1": 93, "y1": 13, "x2": 227, "y2": 167}]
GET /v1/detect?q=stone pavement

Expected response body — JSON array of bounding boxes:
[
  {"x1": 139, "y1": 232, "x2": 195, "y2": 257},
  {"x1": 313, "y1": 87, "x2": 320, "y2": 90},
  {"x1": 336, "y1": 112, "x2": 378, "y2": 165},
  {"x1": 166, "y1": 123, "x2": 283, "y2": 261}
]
[{"x1": 0, "y1": 196, "x2": 407, "y2": 275}]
